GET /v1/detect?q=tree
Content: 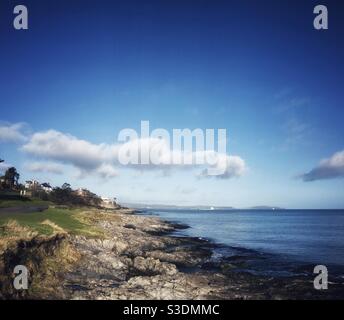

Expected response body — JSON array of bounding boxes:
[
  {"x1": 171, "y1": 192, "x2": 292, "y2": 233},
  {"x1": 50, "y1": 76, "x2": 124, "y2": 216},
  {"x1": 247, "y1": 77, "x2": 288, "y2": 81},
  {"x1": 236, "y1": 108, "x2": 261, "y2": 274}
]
[
  {"x1": 4, "y1": 167, "x2": 20, "y2": 189},
  {"x1": 0, "y1": 159, "x2": 4, "y2": 163},
  {"x1": 62, "y1": 183, "x2": 71, "y2": 190}
]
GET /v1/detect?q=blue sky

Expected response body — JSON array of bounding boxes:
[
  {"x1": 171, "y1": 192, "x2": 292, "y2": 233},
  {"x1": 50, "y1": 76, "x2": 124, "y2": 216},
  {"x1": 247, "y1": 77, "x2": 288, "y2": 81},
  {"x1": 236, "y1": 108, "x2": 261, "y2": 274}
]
[{"x1": 0, "y1": 0, "x2": 344, "y2": 208}]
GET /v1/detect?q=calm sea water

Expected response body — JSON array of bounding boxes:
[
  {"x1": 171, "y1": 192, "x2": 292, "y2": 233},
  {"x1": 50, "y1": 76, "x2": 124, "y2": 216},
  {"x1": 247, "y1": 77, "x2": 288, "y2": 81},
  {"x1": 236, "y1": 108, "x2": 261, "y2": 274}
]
[{"x1": 144, "y1": 209, "x2": 344, "y2": 276}]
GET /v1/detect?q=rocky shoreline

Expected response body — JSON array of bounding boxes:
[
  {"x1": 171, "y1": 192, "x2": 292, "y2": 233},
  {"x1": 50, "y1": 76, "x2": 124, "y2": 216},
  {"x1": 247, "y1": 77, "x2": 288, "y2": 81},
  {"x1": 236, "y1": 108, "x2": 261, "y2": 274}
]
[
  {"x1": 62, "y1": 208, "x2": 344, "y2": 299},
  {"x1": 1, "y1": 207, "x2": 344, "y2": 299},
  {"x1": 64, "y1": 209, "x2": 227, "y2": 299}
]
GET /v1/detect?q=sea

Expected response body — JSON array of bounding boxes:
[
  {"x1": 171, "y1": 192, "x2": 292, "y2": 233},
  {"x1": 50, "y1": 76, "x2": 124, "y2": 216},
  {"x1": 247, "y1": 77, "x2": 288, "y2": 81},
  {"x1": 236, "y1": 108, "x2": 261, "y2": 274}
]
[{"x1": 141, "y1": 209, "x2": 344, "y2": 278}]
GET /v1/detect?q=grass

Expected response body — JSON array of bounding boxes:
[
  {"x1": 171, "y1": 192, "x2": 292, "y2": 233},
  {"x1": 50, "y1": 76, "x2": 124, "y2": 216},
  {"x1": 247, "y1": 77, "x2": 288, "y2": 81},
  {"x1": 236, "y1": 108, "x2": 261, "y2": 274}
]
[
  {"x1": 0, "y1": 207, "x2": 104, "y2": 237},
  {"x1": 0, "y1": 198, "x2": 51, "y2": 208},
  {"x1": 0, "y1": 198, "x2": 115, "y2": 298}
]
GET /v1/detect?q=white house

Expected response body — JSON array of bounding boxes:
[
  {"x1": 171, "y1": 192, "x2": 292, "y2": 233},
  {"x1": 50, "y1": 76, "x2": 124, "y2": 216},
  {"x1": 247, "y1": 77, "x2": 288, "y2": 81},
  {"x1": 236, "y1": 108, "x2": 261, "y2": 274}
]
[
  {"x1": 101, "y1": 197, "x2": 117, "y2": 208},
  {"x1": 25, "y1": 180, "x2": 40, "y2": 190},
  {"x1": 41, "y1": 183, "x2": 53, "y2": 193},
  {"x1": 24, "y1": 180, "x2": 53, "y2": 193}
]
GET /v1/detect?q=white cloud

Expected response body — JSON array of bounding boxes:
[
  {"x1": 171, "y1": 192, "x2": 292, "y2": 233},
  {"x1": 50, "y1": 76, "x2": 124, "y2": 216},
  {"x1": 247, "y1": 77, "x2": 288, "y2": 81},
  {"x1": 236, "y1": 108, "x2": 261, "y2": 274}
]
[
  {"x1": 25, "y1": 162, "x2": 64, "y2": 175},
  {"x1": 0, "y1": 122, "x2": 27, "y2": 143},
  {"x1": 199, "y1": 154, "x2": 246, "y2": 179},
  {"x1": 299, "y1": 150, "x2": 344, "y2": 181},
  {"x1": 21, "y1": 129, "x2": 246, "y2": 180},
  {"x1": 21, "y1": 130, "x2": 117, "y2": 170}
]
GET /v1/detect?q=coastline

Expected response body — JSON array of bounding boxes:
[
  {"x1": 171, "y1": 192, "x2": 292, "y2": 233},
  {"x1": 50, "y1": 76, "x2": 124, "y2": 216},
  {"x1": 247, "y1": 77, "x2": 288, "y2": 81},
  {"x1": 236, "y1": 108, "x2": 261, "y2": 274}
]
[{"x1": 1, "y1": 206, "x2": 343, "y2": 300}]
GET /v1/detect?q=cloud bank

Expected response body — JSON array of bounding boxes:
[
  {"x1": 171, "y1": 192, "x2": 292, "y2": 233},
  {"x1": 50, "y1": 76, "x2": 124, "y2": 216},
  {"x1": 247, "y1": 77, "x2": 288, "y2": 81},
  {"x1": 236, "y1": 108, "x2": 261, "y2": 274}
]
[
  {"x1": 300, "y1": 150, "x2": 344, "y2": 182},
  {"x1": 21, "y1": 129, "x2": 246, "y2": 179}
]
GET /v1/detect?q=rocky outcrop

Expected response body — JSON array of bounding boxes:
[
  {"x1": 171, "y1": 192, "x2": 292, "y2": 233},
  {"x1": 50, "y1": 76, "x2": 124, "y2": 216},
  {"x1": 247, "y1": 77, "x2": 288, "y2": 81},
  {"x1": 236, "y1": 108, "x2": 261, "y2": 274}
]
[
  {"x1": 108, "y1": 273, "x2": 230, "y2": 300},
  {"x1": 2, "y1": 208, "x2": 343, "y2": 300},
  {"x1": 62, "y1": 209, "x2": 231, "y2": 299},
  {"x1": 130, "y1": 256, "x2": 177, "y2": 276},
  {"x1": 63, "y1": 209, "x2": 344, "y2": 300}
]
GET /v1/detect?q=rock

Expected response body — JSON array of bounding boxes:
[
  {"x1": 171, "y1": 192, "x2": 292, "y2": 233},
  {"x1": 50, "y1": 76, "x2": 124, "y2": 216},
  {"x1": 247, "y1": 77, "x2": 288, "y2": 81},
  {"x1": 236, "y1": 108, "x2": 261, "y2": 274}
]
[
  {"x1": 146, "y1": 249, "x2": 207, "y2": 267},
  {"x1": 123, "y1": 224, "x2": 136, "y2": 230},
  {"x1": 131, "y1": 256, "x2": 178, "y2": 276},
  {"x1": 111, "y1": 239, "x2": 128, "y2": 255}
]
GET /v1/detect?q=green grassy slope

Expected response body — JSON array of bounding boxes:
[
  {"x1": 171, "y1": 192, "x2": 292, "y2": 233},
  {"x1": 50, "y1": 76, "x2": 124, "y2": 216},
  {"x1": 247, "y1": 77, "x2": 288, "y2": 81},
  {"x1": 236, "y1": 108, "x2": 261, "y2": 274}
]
[{"x1": 0, "y1": 207, "x2": 103, "y2": 237}]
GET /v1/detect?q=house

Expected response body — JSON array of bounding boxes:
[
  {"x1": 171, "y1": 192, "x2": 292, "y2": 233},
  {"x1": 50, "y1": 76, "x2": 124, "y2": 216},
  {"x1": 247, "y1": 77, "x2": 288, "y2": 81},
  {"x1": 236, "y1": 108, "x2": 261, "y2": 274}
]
[
  {"x1": 101, "y1": 197, "x2": 117, "y2": 209},
  {"x1": 24, "y1": 180, "x2": 53, "y2": 196},
  {"x1": 25, "y1": 180, "x2": 41, "y2": 190},
  {"x1": 41, "y1": 182, "x2": 53, "y2": 193}
]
